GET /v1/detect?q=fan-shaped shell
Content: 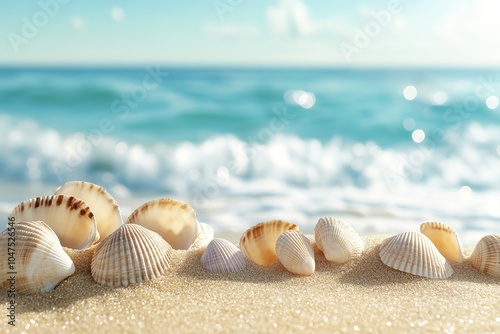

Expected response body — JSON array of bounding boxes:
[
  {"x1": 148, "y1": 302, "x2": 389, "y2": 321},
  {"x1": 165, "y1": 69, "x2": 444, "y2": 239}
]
[
  {"x1": 379, "y1": 231, "x2": 453, "y2": 279},
  {"x1": 469, "y1": 234, "x2": 500, "y2": 278},
  {"x1": 10, "y1": 195, "x2": 98, "y2": 249},
  {"x1": 314, "y1": 217, "x2": 364, "y2": 263},
  {"x1": 0, "y1": 221, "x2": 75, "y2": 293},
  {"x1": 190, "y1": 222, "x2": 214, "y2": 250},
  {"x1": 201, "y1": 238, "x2": 246, "y2": 273},
  {"x1": 54, "y1": 181, "x2": 123, "y2": 239},
  {"x1": 91, "y1": 224, "x2": 173, "y2": 287},
  {"x1": 276, "y1": 230, "x2": 315, "y2": 275},
  {"x1": 126, "y1": 198, "x2": 198, "y2": 250},
  {"x1": 239, "y1": 220, "x2": 299, "y2": 266},
  {"x1": 420, "y1": 222, "x2": 464, "y2": 263}
]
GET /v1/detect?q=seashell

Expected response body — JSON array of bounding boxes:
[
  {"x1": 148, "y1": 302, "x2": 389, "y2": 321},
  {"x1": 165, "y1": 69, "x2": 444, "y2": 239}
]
[
  {"x1": 54, "y1": 181, "x2": 123, "y2": 240},
  {"x1": 201, "y1": 238, "x2": 246, "y2": 273},
  {"x1": 276, "y1": 230, "x2": 315, "y2": 275},
  {"x1": 190, "y1": 222, "x2": 214, "y2": 250},
  {"x1": 314, "y1": 217, "x2": 364, "y2": 263},
  {"x1": 239, "y1": 220, "x2": 299, "y2": 266},
  {"x1": 469, "y1": 234, "x2": 500, "y2": 278},
  {"x1": 10, "y1": 195, "x2": 98, "y2": 249},
  {"x1": 91, "y1": 224, "x2": 173, "y2": 287},
  {"x1": 420, "y1": 221, "x2": 465, "y2": 263},
  {"x1": 126, "y1": 198, "x2": 198, "y2": 250},
  {"x1": 0, "y1": 221, "x2": 75, "y2": 293},
  {"x1": 379, "y1": 231, "x2": 453, "y2": 279}
]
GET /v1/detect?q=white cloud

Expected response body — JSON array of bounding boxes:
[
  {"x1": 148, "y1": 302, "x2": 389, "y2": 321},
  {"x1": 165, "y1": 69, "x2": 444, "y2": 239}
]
[
  {"x1": 204, "y1": 22, "x2": 260, "y2": 38},
  {"x1": 111, "y1": 7, "x2": 125, "y2": 23}
]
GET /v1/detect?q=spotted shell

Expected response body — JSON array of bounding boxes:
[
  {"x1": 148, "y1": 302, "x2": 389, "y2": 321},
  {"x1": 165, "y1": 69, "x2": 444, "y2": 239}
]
[
  {"x1": 276, "y1": 230, "x2": 315, "y2": 276},
  {"x1": 469, "y1": 234, "x2": 500, "y2": 278},
  {"x1": 420, "y1": 222, "x2": 464, "y2": 263},
  {"x1": 10, "y1": 195, "x2": 98, "y2": 249},
  {"x1": 91, "y1": 224, "x2": 173, "y2": 287},
  {"x1": 0, "y1": 221, "x2": 75, "y2": 293},
  {"x1": 314, "y1": 217, "x2": 363, "y2": 263},
  {"x1": 201, "y1": 238, "x2": 246, "y2": 273},
  {"x1": 239, "y1": 220, "x2": 299, "y2": 266},
  {"x1": 126, "y1": 198, "x2": 198, "y2": 250},
  {"x1": 54, "y1": 181, "x2": 123, "y2": 239},
  {"x1": 379, "y1": 231, "x2": 453, "y2": 279}
]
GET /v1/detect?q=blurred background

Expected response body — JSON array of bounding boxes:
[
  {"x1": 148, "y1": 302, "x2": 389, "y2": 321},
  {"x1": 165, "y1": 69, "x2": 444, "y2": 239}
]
[{"x1": 1, "y1": 0, "x2": 500, "y2": 246}]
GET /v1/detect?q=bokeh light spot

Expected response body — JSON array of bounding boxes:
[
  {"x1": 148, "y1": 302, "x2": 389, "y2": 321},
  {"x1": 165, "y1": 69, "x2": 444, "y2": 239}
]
[
  {"x1": 403, "y1": 86, "x2": 417, "y2": 100},
  {"x1": 486, "y1": 95, "x2": 499, "y2": 110},
  {"x1": 431, "y1": 91, "x2": 448, "y2": 105},
  {"x1": 459, "y1": 186, "x2": 472, "y2": 199},
  {"x1": 411, "y1": 129, "x2": 425, "y2": 143},
  {"x1": 403, "y1": 118, "x2": 416, "y2": 131},
  {"x1": 111, "y1": 7, "x2": 125, "y2": 22}
]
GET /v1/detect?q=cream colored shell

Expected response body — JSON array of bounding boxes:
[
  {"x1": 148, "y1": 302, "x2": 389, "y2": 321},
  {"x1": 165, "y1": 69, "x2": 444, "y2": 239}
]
[
  {"x1": 239, "y1": 220, "x2": 299, "y2": 266},
  {"x1": 190, "y1": 222, "x2": 215, "y2": 250},
  {"x1": 276, "y1": 230, "x2": 315, "y2": 276},
  {"x1": 201, "y1": 238, "x2": 246, "y2": 273},
  {"x1": 54, "y1": 181, "x2": 123, "y2": 239},
  {"x1": 420, "y1": 222, "x2": 465, "y2": 263},
  {"x1": 469, "y1": 234, "x2": 500, "y2": 278},
  {"x1": 10, "y1": 195, "x2": 98, "y2": 249},
  {"x1": 379, "y1": 231, "x2": 453, "y2": 279},
  {"x1": 314, "y1": 217, "x2": 363, "y2": 263},
  {"x1": 0, "y1": 221, "x2": 75, "y2": 293}
]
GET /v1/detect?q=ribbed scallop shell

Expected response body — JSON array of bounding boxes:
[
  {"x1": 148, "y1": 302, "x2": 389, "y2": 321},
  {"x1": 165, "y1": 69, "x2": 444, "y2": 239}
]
[
  {"x1": 201, "y1": 238, "x2": 246, "y2": 273},
  {"x1": 126, "y1": 198, "x2": 198, "y2": 250},
  {"x1": 379, "y1": 231, "x2": 453, "y2": 279},
  {"x1": 91, "y1": 224, "x2": 173, "y2": 287},
  {"x1": 10, "y1": 195, "x2": 98, "y2": 249},
  {"x1": 0, "y1": 221, "x2": 75, "y2": 293},
  {"x1": 239, "y1": 220, "x2": 299, "y2": 266},
  {"x1": 276, "y1": 230, "x2": 315, "y2": 276},
  {"x1": 469, "y1": 234, "x2": 500, "y2": 278},
  {"x1": 420, "y1": 222, "x2": 465, "y2": 263},
  {"x1": 54, "y1": 181, "x2": 123, "y2": 239},
  {"x1": 314, "y1": 217, "x2": 364, "y2": 263},
  {"x1": 190, "y1": 222, "x2": 214, "y2": 250}
]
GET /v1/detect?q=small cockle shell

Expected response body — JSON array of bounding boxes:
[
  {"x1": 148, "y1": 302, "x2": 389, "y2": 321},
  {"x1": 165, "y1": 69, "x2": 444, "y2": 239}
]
[
  {"x1": 314, "y1": 217, "x2": 364, "y2": 263},
  {"x1": 126, "y1": 198, "x2": 198, "y2": 250},
  {"x1": 276, "y1": 230, "x2": 315, "y2": 276},
  {"x1": 54, "y1": 181, "x2": 123, "y2": 240},
  {"x1": 201, "y1": 238, "x2": 246, "y2": 273},
  {"x1": 91, "y1": 224, "x2": 173, "y2": 287},
  {"x1": 0, "y1": 221, "x2": 75, "y2": 293},
  {"x1": 469, "y1": 234, "x2": 500, "y2": 278},
  {"x1": 420, "y1": 222, "x2": 465, "y2": 263},
  {"x1": 190, "y1": 222, "x2": 214, "y2": 250},
  {"x1": 10, "y1": 195, "x2": 98, "y2": 249},
  {"x1": 379, "y1": 231, "x2": 453, "y2": 279},
  {"x1": 239, "y1": 220, "x2": 299, "y2": 266}
]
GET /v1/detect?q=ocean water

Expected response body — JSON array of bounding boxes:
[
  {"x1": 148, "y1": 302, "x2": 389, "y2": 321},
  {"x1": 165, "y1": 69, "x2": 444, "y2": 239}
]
[{"x1": 1, "y1": 67, "x2": 499, "y2": 246}]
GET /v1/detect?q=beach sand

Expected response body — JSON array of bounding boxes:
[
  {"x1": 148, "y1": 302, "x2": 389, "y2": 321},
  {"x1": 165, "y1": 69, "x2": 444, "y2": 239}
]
[{"x1": 2, "y1": 235, "x2": 499, "y2": 333}]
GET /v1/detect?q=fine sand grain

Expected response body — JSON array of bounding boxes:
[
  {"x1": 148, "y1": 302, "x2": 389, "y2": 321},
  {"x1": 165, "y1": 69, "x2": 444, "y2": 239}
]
[{"x1": 2, "y1": 235, "x2": 499, "y2": 333}]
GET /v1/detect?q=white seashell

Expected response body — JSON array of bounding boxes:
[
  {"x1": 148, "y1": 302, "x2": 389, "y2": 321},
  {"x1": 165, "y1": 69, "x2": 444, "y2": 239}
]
[
  {"x1": 54, "y1": 181, "x2": 123, "y2": 240},
  {"x1": 91, "y1": 224, "x2": 173, "y2": 287},
  {"x1": 420, "y1": 222, "x2": 465, "y2": 263},
  {"x1": 0, "y1": 221, "x2": 75, "y2": 293},
  {"x1": 379, "y1": 231, "x2": 453, "y2": 279},
  {"x1": 276, "y1": 230, "x2": 315, "y2": 276},
  {"x1": 10, "y1": 195, "x2": 98, "y2": 249},
  {"x1": 190, "y1": 222, "x2": 214, "y2": 250},
  {"x1": 469, "y1": 234, "x2": 500, "y2": 278},
  {"x1": 126, "y1": 198, "x2": 198, "y2": 250},
  {"x1": 201, "y1": 238, "x2": 246, "y2": 273},
  {"x1": 314, "y1": 217, "x2": 363, "y2": 263},
  {"x1": 239, "y1": 220, "x2": 299, "y2": 266}
]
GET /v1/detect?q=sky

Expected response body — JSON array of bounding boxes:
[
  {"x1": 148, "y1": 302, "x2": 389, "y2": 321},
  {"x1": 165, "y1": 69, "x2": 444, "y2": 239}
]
[{"x1": 1, "y1": 0, "x2": 500, "y2": 67}]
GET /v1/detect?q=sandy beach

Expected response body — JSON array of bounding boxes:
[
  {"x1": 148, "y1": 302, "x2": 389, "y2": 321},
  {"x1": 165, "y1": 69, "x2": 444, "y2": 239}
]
[{"x1": 2, "y1": 235, "x2": 499, "y2": 333}]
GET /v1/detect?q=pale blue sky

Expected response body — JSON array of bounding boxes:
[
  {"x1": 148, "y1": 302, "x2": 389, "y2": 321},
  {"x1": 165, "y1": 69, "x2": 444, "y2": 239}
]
[{"x1": 1, "y1": 0, "x2": 500, "y2": 67}]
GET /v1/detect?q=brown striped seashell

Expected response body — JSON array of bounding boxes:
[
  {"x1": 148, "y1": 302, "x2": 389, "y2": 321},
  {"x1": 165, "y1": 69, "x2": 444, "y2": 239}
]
[
  {"x1": 379, "y1": 231, "x2": 453, "y2": 279},
  {"x1": 91, "y1": 224, "x2": 173, "y2": 287},
  {"x1": 201, "y1": 238, "x2": 246, "y2": 273},
  {"x1": 190, "y1": 222, "x2": 214, "y2": 250},
  {"x1": 239, "y1": 220, "x2": 299, "y2": 266},
  {"x1": 126, "y1": 198, "x2": 198, "y2": 250},
  {"x1": 10, "y1": 195, "x2": 98, "y2": 249},
  {"x1": 0, "y1": 221, "x2": 75, "y2": 293},
  {"x1": 420, "y1": 222, "x2": 465, "y2": 263},
  {"x1": 54, "y1": 181, "x2": 123, "y2": 239},
  {"x1": 469, "y1": 234, "x2": 500, "y2": 278},
  {"x1": 276, "y1": 230, "x2": 315, "y2": 276},
  {"x1": 314, "y1": 217, "x2": 363, "y2": 263}
]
